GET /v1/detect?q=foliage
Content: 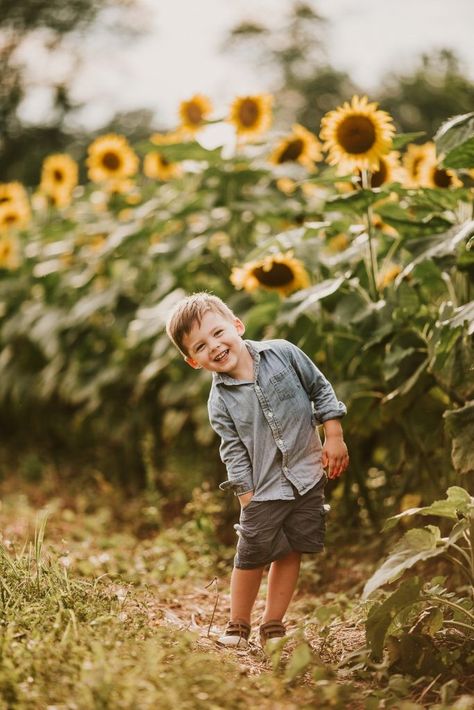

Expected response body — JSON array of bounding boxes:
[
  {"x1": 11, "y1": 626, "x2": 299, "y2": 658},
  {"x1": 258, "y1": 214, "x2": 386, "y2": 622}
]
[{"x1": 361, "y1": 487, "x2": 474, "y2": 680}]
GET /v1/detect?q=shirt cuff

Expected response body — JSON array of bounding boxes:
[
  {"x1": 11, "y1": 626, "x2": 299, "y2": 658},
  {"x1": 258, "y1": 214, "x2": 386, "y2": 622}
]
[{"x1": 219, "y1": 480, "x2": 254, "y2": 495}]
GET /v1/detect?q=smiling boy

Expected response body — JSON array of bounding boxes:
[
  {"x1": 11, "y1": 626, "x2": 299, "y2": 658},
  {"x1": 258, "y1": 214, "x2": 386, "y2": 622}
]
[{"x1": 166, "y1": 292, "x2": 349, "y2": 649}]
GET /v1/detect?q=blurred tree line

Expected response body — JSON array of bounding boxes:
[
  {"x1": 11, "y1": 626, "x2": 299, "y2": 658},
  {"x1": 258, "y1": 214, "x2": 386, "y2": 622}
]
[
  {"x1": 0, "y1": 0, "x2": 151, "y2": 185},
  {"x1": 1, "y1": 0, "x2": 474, "y2": 186},
  {"x1": 227, "y1": 3, "x2": 474, "y2": 139}
]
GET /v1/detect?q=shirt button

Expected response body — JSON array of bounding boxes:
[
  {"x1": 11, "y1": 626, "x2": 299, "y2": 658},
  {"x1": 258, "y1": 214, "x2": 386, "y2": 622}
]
[
  {"x1": 268, "y1": 412, "x2": 273, "y2": 419},
  {"x1": 277, "y1": 438, "x2": 283, "y2": 446}
]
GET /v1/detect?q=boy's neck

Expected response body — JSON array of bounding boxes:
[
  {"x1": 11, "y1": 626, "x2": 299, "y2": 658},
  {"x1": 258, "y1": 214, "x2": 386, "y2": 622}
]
[{"x1": 228, "y1": 342, "x2": 255, "y2": 381}]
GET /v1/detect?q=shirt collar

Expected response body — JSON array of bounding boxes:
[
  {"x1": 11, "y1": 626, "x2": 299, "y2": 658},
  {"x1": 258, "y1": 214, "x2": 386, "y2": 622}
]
[{"x1": 212, "y1": 339, "x2": 273, "y2": 386}]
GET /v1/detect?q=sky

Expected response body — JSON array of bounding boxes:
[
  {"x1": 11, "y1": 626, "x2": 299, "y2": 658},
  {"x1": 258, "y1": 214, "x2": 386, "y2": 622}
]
[{"x1": 17, "y1": 0, "x2": 474, "y2": 131}]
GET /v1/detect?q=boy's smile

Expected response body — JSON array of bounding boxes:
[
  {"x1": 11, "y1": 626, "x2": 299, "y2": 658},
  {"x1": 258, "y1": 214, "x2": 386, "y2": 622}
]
[{"x1": 182, "y1": 311, "x2": 254, "y2": 380}]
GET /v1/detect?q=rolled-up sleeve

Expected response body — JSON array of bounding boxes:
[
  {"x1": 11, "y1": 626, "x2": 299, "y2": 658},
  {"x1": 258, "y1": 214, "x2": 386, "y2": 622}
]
[
  {"x1": 208, "y1": 397, "x2": 254, "y2": 495},
  {"x1": 287, "y1": 343, "x2": 346, "y2": 423}
]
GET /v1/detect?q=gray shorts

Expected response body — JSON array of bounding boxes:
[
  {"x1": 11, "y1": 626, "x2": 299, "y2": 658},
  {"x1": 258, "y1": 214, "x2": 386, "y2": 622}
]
[{"x1": 234, "y1": 477, "x2": 327, "y2": 570}]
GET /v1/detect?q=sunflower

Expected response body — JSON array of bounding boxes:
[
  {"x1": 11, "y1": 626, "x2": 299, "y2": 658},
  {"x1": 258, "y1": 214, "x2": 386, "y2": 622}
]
[
  {"x1": 0, "y1": 234, "x2": 21, "y2": 270},
  {"x1": 179, "y1": 94, "x2": 212, "y2": 133},
  {"x1": 354, "y1": 150, "x2": 402, "y2": 188},
  {"x1": 417, "y1": 143, "x2": 462, "y2": 189},
  {"x1": 320, "y1": 95, "x2": 395, "y2": 172},
  {"x1": 0, "y1": 200, "x2": 31, "y2": 233},
  {"x1": 144, "y1": 151, "x2": 182, "y2": 181},
  {"x1": 40, "y1": 154, "x2": 78, "y2": 197},
  {"x1": 402, "y1": 143, "x2": 433, "y2": 187},
  {"x1": 377, "y1": 264, "x2": 402, "y2": 290},
  {"x1": 0, "y1": 182, "x2": 29, "y2": 207},
  {"x1": 230, "y1": 251, "x2": 310, "y2": 297},
  {"x1": 228, "y1": 94, "x2": 273, "y2": 140},
  {"x1": 87, "y1": 134, "x2": 139, "y2": 183},
  {"x1": 270, "y1": 124, "x2": 322, "y2": 170},
  {"x1": 326, "y1": 234, "x2": 349, "y2": 253}
]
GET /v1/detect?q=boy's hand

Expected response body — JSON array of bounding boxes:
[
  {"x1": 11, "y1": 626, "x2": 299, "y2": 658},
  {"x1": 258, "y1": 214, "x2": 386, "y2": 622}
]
[
  {"x1": 322, "y1": 435, "x2": 349, "y2": 479},
  {"x1": 238, "y1": 491, "x2": 254, "y2": 508}
]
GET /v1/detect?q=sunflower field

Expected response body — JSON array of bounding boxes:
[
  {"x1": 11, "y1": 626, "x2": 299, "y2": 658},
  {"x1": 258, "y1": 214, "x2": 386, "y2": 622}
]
[
  {"x1": 1, "y1": 94, "x2": 472, "y2": 514},
  {"x1": 1, "y1": 93, "x2": 474, "y2": 705}
]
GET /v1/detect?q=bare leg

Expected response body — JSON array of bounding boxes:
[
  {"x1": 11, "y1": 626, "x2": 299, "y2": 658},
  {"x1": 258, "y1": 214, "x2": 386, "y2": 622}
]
[
  {"x1": 263, "y1": 551, "x2": 302, "y2": 623},
  {"x1": 230, "y1": 566, "x2": 265, "y2": 624}
]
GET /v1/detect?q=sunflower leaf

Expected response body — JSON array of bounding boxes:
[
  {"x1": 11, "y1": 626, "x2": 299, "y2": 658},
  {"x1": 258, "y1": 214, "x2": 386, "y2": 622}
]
[
  {"x1": 326, "y1": 188, "x2": 387, "y2": 212},
  {"x1": 435, "y1": 112, "x2": 474, "y2": 168},
  {"x1": 392, "y1": 132, "x2": 426, "y2": 150}
]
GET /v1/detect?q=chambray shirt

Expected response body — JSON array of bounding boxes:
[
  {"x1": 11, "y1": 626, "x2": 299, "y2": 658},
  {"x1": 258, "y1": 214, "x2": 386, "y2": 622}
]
[{"x1": 207, "y1": 339, "x2": 346, "y2": 501}]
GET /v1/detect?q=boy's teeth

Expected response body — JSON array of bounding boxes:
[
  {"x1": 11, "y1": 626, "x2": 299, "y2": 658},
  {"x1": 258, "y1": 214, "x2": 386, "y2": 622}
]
[{"x1": 215, "y1": 350, "x2": 228, "y2": 361}]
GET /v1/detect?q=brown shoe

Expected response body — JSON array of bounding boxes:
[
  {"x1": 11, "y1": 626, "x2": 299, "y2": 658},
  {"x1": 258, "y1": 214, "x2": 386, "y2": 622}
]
[
  {"x1": 259, "y1": 620, "x2": 286, "y2": 650},
  {"x1": 217, "y1": 619, "x2": 251, "y2": 649}
]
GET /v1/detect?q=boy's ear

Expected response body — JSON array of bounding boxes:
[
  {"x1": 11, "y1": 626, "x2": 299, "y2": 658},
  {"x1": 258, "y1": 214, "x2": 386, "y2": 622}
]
[
  {"x1": 235, "y1": 318, "x2": 245, "y2": 335},
  {"x1": 184, "y1": 355, "x2": 202, "y2": 369}
]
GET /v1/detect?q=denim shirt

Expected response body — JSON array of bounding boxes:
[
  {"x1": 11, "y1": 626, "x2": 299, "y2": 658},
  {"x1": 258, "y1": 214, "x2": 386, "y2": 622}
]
[{"x1": 207, "y1": 339, "x2": 346, "y2": 501}]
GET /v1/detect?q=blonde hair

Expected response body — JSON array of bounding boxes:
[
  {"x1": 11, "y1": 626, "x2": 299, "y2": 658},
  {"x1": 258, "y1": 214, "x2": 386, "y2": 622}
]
[{"x1": 166, "y1": 292, "x2": 237, "y2": 356}]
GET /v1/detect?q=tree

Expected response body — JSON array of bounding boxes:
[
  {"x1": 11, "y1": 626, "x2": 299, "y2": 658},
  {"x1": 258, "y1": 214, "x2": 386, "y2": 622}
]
[{"x1": 0, "y1": 0, "x2": 145, "y2": 184}]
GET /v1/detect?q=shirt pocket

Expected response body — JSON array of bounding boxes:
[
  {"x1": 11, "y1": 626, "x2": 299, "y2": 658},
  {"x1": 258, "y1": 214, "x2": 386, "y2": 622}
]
[{"x1": 270, "y1": 367, "x2": 297, "y2": 401}]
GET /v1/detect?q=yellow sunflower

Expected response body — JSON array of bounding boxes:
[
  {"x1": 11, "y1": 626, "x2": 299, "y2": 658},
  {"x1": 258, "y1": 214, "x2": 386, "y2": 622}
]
[
  {"x1": 230, "y1": 251, "x2": 310, "y2": 297},
  {"x1": 270, "y1": 124, "x2": 323, "y2": 170},
  {"x1": 377, "y1": 264, "x2": 402, "y2": 290},
  {"x1": 150, "y1": 129, "x2": 185, "y2": 146},
  {"x1": 354, "y1": 150, "x2": 402, "y2": 188},
  {"x1": 87, "y1": 134, "x2": 139, "y2": 183},
  {"x1": 0, "y1": 182, "x2": 29, "y2": 207},
  {"x1": 179, "y1": 94, "x2": 212, "y2": 133},
  {"x1": 228, "y1": 94, "x2": 273, "y2": 140},
  {"x1": 0, "y1": 200, "x2": 31, "y2": 233},
  {"x1": 326, "y1": 234, "x2": 349, "y2": 253},
  {"x1": 40, "y1": 154, "x2": 78, "y2": 196},
  {"x1": 144, "y1": 151, "x2": 182, "y2": 181},
  {"x1": 402, "y1": 143, "x2": 433, "y2": 187},
  {"x1": 417, "y1": 143, "x2": 462, "y2": 189},
  {"x1": 320, "y1": 95, "x2": 395, "y2": 172},
  {"x1": 0, "y1": 234, "x2": 21, "y2": 270}
]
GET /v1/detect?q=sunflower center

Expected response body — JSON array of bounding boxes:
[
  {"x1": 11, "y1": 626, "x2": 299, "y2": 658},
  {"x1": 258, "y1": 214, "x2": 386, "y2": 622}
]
[
  {"x1": 186, "y1": 103, "x2": 203, "y2": 125},
  {"x1": 277, "y1": 139, "x2": 304, "y2": 163},
  {"x1": 433, "y1": 168, "x2": 452, "y2": 188},
  {"x1": 53, "y1": 169, "x2": 65, "y2": 183},
  {"x1": 158, "y1": 154, "x2": 170, "y2": 167},
  {"x1": 370, "y1": 159, "x2": 387, "y2": 187},
  {"x1": 4, "y1": 213, "x2": 18, "y2": 225},
  {"x1": 102, "y1": 151, "x2": 122, "y2": 170},
  {"x1": 411, "y1": 156, "x2": 422, "y2": 178},
  {"x1": 337, "y1": 115, "x2": 376, "y2": 155},
  {"x1": 252, "y1": 262, "x2": 294, "y2": 287},
  {"x1": 238, "y1": 99, "x2": 259, "y2": 128},
  {"x1": 0, "y1": 197, "x2": 11, "y2": 204}
]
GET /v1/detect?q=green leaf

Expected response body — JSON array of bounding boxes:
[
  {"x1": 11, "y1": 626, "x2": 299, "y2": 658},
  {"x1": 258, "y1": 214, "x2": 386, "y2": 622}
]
[
  {"x1": 362, "y1": 526, "x2": 444, "y2": 598},
  {"x1": 326, "y1": 188, "x2": 387, "y2": 212},
  {"x1": 444, "y1": 401, "x2": 474, "y2": 475},
  {"x1": 435, "y1": 112, "x2": 474, "y2": 168},
  {"x1": 384, "y1": 486, "x2": 472, "y2": 530},
  {"x1": 278, "y1": 277, "x2": 345, "y2": 325},
  {"x1": 392, "y1": 132, "x2": 426, "y2": 150},
  {"x1": 366, "y1": 577, "x2": 421, "y2": 659},
  {"x1": 400, "y1": 221, "x2": 474, "y2": 279},
  {"x1": 284, "y1": 641, "x2": 313, "y2": 682}
]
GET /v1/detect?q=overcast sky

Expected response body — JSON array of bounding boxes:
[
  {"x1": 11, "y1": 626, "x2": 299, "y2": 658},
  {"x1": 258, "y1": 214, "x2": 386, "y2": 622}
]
[{"x1": 19, "y1": 0, "x2": 474, "y2": 130}]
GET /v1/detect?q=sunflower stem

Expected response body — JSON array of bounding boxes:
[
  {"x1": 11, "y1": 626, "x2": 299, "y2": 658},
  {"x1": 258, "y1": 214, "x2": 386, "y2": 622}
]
[{"x1": 361, "y1": 170, "x2": 378, "y2": 300}]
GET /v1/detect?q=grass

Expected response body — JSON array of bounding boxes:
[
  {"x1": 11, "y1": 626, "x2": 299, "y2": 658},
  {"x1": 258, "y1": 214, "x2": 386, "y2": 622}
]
[{"x1": 0, "y1": 480, "x2": 472, "y2": 709}]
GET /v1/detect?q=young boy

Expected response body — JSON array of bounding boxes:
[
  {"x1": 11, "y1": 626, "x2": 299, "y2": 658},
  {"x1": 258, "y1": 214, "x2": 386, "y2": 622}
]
[{"x1": 166, "y1": 292, "x2": 349, "y2": 649}]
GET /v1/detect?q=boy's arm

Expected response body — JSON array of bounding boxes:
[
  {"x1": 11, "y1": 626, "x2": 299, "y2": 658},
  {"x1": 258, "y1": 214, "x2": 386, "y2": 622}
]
[
  {"x1": 322, "y1": 418, "x2": 349, "y2": 479},
  {"x1": 286, "y1": 342, "x2": 346, "y2": 423},
  {"x1": 208, "y1": 398, "x2": 254, "y2": 498},
  {"x1": 286, "y1": 342, "x2": 349, "y2": 478}
]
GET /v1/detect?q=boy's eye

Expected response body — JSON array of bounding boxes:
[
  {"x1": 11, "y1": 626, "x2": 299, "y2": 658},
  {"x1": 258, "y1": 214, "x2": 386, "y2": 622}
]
[
  {"x1": 215, "y1": 329, "x2": 223, "y2": 335},
  {"x1": 196, "y1": 344, "x2": 204, "y2": 352}
]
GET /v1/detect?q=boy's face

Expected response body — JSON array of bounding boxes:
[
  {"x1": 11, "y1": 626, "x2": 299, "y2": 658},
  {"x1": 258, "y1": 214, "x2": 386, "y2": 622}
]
[{"x1": 182, "y1": 310, "x2": 247, "y2": 377}]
